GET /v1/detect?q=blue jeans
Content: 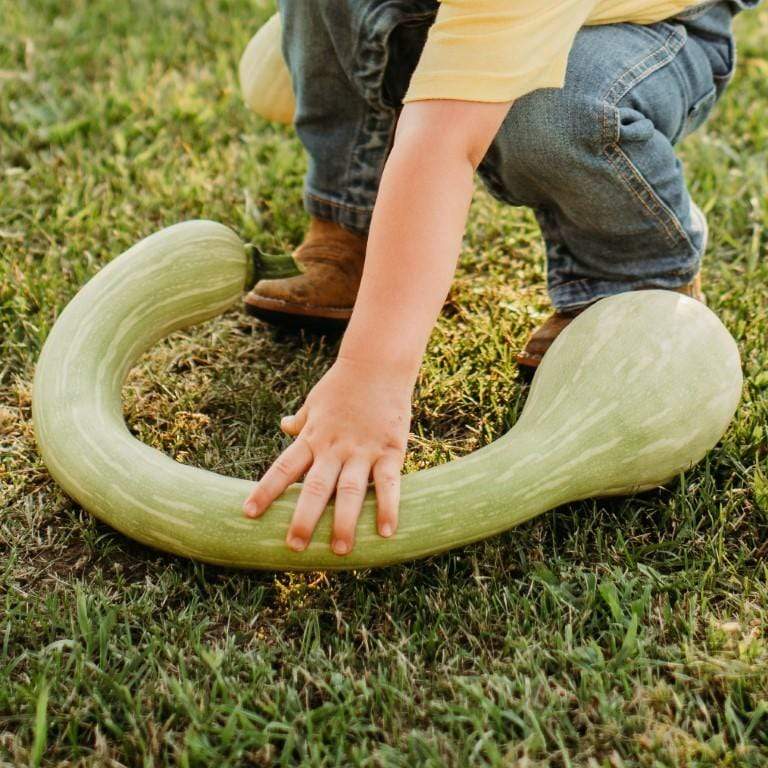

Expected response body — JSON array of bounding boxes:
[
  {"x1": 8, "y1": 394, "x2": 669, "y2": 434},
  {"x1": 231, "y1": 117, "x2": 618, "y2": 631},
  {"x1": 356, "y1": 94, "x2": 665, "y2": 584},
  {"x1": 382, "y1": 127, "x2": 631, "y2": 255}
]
[{"x1": 277, "y1": 0, "x2": 759, "y2": 310}]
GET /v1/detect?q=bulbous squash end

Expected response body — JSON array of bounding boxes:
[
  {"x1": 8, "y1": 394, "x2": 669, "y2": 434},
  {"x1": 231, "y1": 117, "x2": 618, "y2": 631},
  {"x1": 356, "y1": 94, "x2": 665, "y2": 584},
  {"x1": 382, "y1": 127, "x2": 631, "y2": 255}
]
[{"x1": 238, "y1": 13, "x2": 295, "y2": 125}]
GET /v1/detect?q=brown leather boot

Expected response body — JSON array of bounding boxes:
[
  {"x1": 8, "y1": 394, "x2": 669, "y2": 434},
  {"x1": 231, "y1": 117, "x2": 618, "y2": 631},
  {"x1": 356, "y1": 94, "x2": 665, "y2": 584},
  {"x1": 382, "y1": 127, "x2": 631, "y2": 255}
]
[
  {"x1": 244, "y1": 217, "x2": 366, "y2": 330},
  {"x1": 515, "y1": 273, "x2": 704, "y2": 376}
]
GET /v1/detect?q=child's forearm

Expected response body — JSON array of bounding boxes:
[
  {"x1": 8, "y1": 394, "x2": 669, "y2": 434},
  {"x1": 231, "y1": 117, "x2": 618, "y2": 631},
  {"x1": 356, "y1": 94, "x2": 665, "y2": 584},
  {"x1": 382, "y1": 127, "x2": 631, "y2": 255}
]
[
  {"x1": 245, "y1": 101, "x2": 514, "y2": 552},
  {"x1": 339, "y1": 100, "x2": 512, "y2": 383},
  {"x1": 340, "y1": 132, "x2": 473, "y2": 380}
]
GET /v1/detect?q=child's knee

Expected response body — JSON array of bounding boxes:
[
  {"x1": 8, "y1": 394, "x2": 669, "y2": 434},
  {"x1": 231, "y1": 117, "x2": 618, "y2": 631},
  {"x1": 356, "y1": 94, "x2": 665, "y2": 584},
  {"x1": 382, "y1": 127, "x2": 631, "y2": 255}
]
[
  {"x1": 479, "y1": 88, "x2": 606, "y2": 206},
  {"x1": 511, "y1": 88, "x2": 606, "y2": 170}
]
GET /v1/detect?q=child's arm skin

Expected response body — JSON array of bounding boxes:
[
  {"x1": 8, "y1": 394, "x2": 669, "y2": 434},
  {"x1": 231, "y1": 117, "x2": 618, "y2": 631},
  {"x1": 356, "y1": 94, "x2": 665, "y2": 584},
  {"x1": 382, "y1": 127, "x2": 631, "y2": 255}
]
[{"x1": 242, "y1": 99, "x2": 513, "y2": 555}]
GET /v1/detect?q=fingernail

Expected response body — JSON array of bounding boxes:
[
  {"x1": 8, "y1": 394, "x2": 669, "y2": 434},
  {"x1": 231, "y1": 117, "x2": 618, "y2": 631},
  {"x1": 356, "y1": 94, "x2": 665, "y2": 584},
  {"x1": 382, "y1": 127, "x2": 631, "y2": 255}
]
[
  {"x1": 244, "y1": 502, "x2": 260, "y2": 518},
  {"x1": 288, "y1": 536, "x2": 306, "y2": 552},
  {"x1": 380, "y1": 523, "x2": 393, "y2": 538},
  {"x1": 332, "y1": 539, "x2": 350, "y2": 555}
]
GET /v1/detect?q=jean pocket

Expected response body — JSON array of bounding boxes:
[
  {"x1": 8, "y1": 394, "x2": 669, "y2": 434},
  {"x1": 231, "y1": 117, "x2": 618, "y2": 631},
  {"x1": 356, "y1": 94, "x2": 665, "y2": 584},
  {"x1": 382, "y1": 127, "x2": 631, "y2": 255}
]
[
  {"x1": 680, "y1": 85, "x2": 718, "y2": 140},
  {"x1": 711, "y1": 35, "x2": 736, "y2": 96},
  {"x1": 682, "y1": 3, "x2": 737, "y2": 95}
]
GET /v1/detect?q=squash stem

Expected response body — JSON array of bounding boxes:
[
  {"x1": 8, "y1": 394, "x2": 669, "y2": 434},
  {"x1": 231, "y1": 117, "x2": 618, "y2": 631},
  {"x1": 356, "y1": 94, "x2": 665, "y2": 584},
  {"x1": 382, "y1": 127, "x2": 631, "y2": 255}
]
[{"x1": 248, "y1": 245, "x2": 300, "y2": 287}]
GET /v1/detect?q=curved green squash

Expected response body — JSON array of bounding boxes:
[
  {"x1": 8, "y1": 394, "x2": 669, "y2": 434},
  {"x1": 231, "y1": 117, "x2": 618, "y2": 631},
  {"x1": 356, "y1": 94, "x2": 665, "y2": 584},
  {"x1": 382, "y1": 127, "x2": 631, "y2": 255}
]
[{"x1": 32, "y1": 221, "x2": 742, "y2": 570}]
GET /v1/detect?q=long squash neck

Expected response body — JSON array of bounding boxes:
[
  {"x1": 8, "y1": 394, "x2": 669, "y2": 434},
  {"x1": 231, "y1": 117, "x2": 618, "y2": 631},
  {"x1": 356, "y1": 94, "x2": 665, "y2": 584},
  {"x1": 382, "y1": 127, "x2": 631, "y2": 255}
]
[{"x1": 395, "y1": 428, "x2": 560, "y2": 553}]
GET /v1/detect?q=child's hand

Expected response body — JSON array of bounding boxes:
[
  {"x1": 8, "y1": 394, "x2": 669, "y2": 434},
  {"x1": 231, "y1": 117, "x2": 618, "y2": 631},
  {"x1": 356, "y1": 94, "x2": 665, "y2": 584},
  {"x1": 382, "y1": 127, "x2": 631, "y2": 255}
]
[{"x1": 242, "y1": 356, "x2": 412, "y2": 555}]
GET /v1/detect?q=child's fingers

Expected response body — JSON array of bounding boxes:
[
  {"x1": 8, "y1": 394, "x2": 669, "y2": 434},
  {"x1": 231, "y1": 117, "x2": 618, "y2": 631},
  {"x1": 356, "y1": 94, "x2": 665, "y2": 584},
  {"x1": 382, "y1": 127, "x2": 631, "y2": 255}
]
[
  {"x1": 331, "y1": 458, "x2": 371, "y2": 556},
  {"x1": 373, "y1": 453, "x2": 402, "y2": 538},
  {"x1": 285, "y1": 456, "x2": 342, "y2": 551},
  {"x1": 242, "y1": 438, "x2": 312, "y2": 518},
  {"x1": 280, "y1": 405, "x2": 308, "y2": 436}
]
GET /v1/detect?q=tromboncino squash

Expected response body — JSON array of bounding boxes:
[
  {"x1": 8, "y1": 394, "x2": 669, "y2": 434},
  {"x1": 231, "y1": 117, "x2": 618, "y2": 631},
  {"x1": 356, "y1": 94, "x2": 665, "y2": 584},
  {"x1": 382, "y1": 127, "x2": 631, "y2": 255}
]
[{"x1": 32, "y1": 221, "x2": 742, "y2": 570}]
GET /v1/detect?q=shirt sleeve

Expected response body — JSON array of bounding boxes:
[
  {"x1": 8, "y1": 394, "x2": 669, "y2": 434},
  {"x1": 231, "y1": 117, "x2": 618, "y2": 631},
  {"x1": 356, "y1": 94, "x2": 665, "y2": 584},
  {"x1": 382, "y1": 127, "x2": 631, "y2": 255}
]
[{"x1": 403, "y1": 0, "x2": 597, "y2": 104}]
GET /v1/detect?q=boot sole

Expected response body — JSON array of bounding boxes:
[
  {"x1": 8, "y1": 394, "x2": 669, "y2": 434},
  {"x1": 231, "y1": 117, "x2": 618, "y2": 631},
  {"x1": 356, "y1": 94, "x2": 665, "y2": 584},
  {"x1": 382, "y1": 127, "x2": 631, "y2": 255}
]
[
  {"x1": 243, "y1": 294, "x2": 352, "y2": 333},
  {"x1": 514, "y1": 353, "x2": 538, "y2": 382}
]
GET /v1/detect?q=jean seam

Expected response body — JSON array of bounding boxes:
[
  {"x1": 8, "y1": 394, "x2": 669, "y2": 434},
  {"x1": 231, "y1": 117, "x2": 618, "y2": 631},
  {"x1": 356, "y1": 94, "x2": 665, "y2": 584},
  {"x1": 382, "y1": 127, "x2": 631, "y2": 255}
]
[
  {"x1": 603, "y1": 142, "x2": 689, "y2": 248},
  {"x1": 598, "y1": 24, "x2": 693, "y2": 250},
  {"x1": 601, "y1": 25, "x2": 688, "y2": 111},
  {"x1": 305, "y1": 190, "x2": 373, "y2": 213}
]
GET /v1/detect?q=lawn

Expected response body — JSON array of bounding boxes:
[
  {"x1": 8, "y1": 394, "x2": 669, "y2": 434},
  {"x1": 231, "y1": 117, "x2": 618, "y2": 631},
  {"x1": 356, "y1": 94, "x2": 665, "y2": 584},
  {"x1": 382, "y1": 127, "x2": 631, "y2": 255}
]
[{"x1": 1, "y1": 1, "x2": 767, "y2": 765}]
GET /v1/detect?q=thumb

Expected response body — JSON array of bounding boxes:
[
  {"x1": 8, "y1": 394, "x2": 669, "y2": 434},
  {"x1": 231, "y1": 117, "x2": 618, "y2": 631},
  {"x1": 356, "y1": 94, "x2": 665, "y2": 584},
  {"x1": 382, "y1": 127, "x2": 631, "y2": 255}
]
[{"x1": 280, "y1": 405, "x2": 308, "y2": 436}]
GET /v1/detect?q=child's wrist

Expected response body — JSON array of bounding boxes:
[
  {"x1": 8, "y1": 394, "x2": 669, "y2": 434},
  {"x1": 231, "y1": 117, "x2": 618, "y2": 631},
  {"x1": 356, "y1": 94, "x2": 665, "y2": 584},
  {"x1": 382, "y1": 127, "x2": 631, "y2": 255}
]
[
  {"x1": 336, "y1": 344, "x2": 422, "y2": 387},
  {"x1": 339, "y1": 318, "x2": 426, "y2": 383}
]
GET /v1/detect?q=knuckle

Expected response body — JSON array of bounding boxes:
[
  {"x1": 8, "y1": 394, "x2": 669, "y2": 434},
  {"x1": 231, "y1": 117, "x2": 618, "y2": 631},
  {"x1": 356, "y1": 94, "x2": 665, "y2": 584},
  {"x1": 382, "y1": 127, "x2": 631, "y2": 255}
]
[
  {"x1": 382, "y1": 441, "x2": 406, "y2": 462},
  {"x1": 298, "y1": 427, "x2": 316, "y2": 444},
  {"x1": 377, "y1": 471, "x2": 400, "y2": 487},
  {"x1": 303, "y1": 476, "x2": 329, "y2": 497},
  {"x1": 272, "y1": 457, "x2": 293, "y2": 478},
  {"x1": 332, "y1": 441, "x2": 354, "y2": 460},
  {"x1": 336, "y1": 478, "x2": 364, "y2": 495},
  {"x1": 383, "y1": 436, "x2": 405, "y2": 452}
]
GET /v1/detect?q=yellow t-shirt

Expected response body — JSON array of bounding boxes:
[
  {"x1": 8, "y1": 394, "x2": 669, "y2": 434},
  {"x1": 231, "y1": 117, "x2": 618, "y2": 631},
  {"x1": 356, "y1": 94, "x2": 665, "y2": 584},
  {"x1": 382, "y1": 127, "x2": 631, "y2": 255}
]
[{"x1": 403, "y1": 0, "x2": 708, "y2": 104}]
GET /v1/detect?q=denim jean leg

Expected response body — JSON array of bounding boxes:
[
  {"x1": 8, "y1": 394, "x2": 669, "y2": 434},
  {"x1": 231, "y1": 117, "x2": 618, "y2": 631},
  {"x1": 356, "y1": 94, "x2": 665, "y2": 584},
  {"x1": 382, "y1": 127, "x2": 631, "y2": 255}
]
[
  {"x1": 278, "y1": 0, "x2": 437, "y2": 236},
  {"x1": 477, "y1": 3, "x2": 738, "y2": 311}
]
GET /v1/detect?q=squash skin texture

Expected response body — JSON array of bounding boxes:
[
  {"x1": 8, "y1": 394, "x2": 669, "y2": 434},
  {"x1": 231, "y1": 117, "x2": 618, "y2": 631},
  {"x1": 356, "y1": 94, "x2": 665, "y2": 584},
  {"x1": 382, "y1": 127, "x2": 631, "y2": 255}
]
[{"x1": 32, "y1": 221, "x2": 742, "y2": 570}]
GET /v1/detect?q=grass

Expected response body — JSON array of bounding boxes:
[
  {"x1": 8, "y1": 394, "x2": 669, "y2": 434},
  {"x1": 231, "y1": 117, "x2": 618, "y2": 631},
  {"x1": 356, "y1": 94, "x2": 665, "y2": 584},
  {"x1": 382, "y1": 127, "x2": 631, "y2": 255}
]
[{"x1": 1, "y1": 0, "x2": 767, "y2": 765}]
